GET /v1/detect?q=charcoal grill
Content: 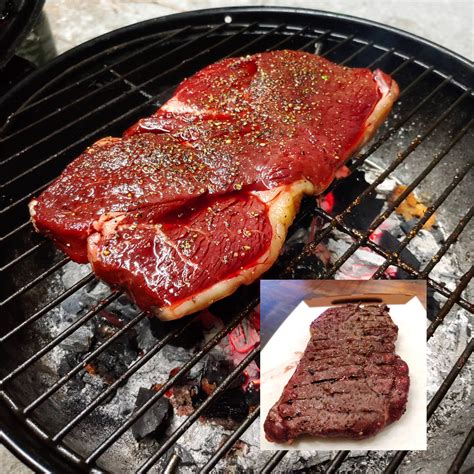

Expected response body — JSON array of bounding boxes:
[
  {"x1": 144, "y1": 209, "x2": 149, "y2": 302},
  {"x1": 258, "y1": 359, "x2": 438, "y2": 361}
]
[{"x1": 0, "y1": 6, "x2": 472, "y2": 473}]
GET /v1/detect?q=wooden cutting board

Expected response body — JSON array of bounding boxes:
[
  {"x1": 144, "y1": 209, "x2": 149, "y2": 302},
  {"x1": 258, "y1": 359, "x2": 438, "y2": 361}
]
[{"x1": 305, "y1": 292, "x2": 416, "y2": 307}]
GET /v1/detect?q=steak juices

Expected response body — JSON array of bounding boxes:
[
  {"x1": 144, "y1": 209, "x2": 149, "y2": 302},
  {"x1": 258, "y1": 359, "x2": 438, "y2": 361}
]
[
  {"x1": 264, "y1": 304, "x2": 410, "y2": 443},
  {"x1": 29, "y1": 51, "x2": 398, "y2": 320}
]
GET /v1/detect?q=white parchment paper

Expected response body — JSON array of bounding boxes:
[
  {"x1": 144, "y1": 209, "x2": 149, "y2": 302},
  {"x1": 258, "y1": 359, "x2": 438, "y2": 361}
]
[{"x1": 260, "y1": 297, "x2": 427, "y2": 451}]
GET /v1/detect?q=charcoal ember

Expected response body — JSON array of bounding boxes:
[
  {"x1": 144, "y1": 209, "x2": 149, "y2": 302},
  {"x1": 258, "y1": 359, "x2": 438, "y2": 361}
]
[
  {"x1": 93, "y1": 340, "x2": 137, "y2": 383},
  {"x1": 194, "y1": 387, "x2": 249, "y2": 423},
  {"x1": 57, "y1": 353, "x2": 85, "y2": 390},
  {"x1": 150, "y1": 317, "x2": 204, "y2": 349},
  {"x1": 85, "y1": 306, "x2": 140, "y2": 383},
  {"x1": 115, "y1": 294, "x2": 141, "y2": 313},
  {"x1": 202, "y1": 355, "x2": 245, "y2": 390},
  {"x1": 400, "y1": 217, "x2": 419, "y2": 234},
  {"x1": 162, "y1": 345, "x2": 197, "y2": 367},
  {"x1": 59, "y1": 325, "x2": 94, "y2": 353},
  {"x1": 108, "y1": 295, "x2": 144, "y2": 323},
  {"x1": 270, "y1": 241, "x2": 326, "y2": 279},
  {"x1": 210, "y1": 283, "x2": 259, "y2": 323},
  {"x1": 226, "y1": 439, "x2": 249, "y2": 458},
  {"x1": 90, "y1": 329, "x2": 138, "y2": 384},
  {"x1": 134, "y1": 319, "x2": 157, "y2": 351},
  {"x1": 427, "y1": 287, "x2": 441, "y2": 321},
  {"x1": 98, "y1": 308, "x2": 135, "y2": 330},
  {"x1": 131, "y1": 387, "x2": 172, "y2": 441},
  {"x1": 329, "y1": 170, "x2": 384, "y2": 230},
  {"x1": 84, "y1": 279, "x2": 110, "y2": 300},
  {"x1": 61, "y1": 293, "x2": 92, "y2": 319},
  {"x1": 171, "y1": 384, "x2": 197, "y2": 416},
  {"x1": 379, "y1": 230, "x2": 420, "y2": 270},
  {"x1": 245, "y1": 381, "x2": 260, "y2": 407},
  {"x1": 172, "y1": 354, "x2": 251, "y2": 423},
  {"x1": 60, "y1": 260, "x2": 93, "y2": 288}
]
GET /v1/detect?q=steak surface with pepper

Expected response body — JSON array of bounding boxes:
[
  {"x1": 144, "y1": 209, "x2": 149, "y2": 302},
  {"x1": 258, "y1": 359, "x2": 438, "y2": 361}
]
[{"x1": 29, "y1": 51, "x2": 399, "y2": 320}]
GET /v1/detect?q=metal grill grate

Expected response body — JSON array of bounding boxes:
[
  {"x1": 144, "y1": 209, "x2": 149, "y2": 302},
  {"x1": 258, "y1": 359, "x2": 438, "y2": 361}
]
[{"x1": 0, "y1": 7, "x2": 472, "y2": 473}]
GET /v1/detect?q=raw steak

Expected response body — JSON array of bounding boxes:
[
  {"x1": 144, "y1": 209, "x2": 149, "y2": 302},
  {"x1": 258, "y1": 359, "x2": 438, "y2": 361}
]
[
  {"x1": 29, "y1": 51, "x2": 399, "y2": 319},
  {"x1": 264, "y1": 304, "x2": 410, "y2": 443}
]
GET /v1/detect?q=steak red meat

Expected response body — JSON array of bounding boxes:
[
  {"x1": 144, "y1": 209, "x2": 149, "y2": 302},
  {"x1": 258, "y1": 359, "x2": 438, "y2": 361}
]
[
  {"x1": 29, "y1": 51, "x2": 399, "y2": 319},
  {"x1": 264, "y1": 304, "x2": 410, "y2": 443}
]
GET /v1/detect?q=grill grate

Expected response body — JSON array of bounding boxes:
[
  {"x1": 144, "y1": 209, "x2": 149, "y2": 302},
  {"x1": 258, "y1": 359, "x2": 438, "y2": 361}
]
[{"x1": 0, "y1": 7, "x2": 472, "y2": 473}]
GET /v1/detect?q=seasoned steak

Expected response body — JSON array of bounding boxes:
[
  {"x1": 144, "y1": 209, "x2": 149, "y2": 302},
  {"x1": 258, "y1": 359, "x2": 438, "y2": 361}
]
[
  {"x1": 29, "y1": 51, "x2": 399, "y2": 320},
  {"x1": 264, "y1": 304, "x2": 409, "y2": 443}
]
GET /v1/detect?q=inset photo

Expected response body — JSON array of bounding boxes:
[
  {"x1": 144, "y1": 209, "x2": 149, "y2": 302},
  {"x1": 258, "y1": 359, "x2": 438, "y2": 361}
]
[{"x1": 260, "y1": 280, "x2": 427, "y2": 451}]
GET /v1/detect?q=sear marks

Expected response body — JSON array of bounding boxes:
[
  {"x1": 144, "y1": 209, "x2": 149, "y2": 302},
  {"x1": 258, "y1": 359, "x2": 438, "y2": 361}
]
[{"x1": 264, "y1": 304, "x2": 409, "y2": 443}]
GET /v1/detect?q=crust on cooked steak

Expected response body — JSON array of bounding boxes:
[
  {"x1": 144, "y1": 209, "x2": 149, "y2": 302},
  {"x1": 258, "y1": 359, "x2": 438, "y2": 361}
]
[{"x1": 264, "y1": 304, "x2": 409, "y2": 443}]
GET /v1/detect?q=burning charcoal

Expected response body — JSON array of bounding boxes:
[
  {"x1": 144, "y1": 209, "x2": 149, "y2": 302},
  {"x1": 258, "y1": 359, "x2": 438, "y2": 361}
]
[
  {"x1": 85, "y1": 306, "x2": 140, "y2": 383},
  {"x1": 171, "y1": 383, "x2": 197, "y2": 417},
  {"x1": 98, "y1": 308, "x2": 135, "y2": 330},
  {"x1": 427, "y1": 287, "x2": 441, "y2": 321},
  {"x1": 131, "y1": 387, "x2": 172, "y2": 441},
  {"x1": 135, "y1": 319, "x2": 157, "y2": 351},
  {"x1": 85, "y1": 279, "x2": 110, "y2": 300},
  {"x1": 111, "y1": 295, "x2": 143, "y2": 322},
  {"x1": 211, "y1": 284, "x2": 259, "y2": 323},
  {"x1": 61, "y1": 293, "x2": 91, "y2": 319},
  {"x1": 93, "y1": 336, "x2": 138, "y2": 384},
  {"x1": 162, "y1": 345, "x2": 197, "y2": 367},
  {"x1": 378, "y1": 230, "x2": 420, "y2": 270},
  {"x1": 196, "y1": 387, "x2": 249, "y2": 423},
  {"x1": 270, "y1": 241, "x2": 326, "y2": 279},
  {"x1": 246, "y1": 381, "x2": 260, "y2": 407},
  {"x1": 57, "y1": 353, "x2": 85, "y2": 390},
  {"x1": 60, "y1": 261, "x2": 93, "y2": 288},
  {"x1": 59, "y1": 325, "x2": 94, "y2": 353},
  {"x1": 149, "y1": 317, "x2": 204, "y2": 349},
  {"x1": 325, "y1": 170, "x2": 384, "y2": 230},
  {"x1": 400, "y1": 218, "x2": 419, "y2": 234},
  {"x1": 201, "y1": 355, "x2": 245, "y2": 391},
  {"x1": 226, "y1": 440, "x2": 249, "y2": 458}
]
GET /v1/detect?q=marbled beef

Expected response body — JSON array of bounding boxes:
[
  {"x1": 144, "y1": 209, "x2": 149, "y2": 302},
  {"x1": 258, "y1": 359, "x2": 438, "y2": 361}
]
[{"x1": 29, "y1": 52, "x2": 399, "y2": 319}]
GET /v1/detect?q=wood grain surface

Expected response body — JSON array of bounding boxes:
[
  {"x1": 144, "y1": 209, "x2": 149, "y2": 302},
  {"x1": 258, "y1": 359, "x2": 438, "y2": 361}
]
[{"x1": 261, "y1": 280, "x2": 426, "y2": 347}]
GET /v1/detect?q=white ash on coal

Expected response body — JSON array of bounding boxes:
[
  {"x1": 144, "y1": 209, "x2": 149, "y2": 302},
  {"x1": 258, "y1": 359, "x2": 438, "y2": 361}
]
[{"x1": 31, "y1": 265, "x2": 262, "y2": 472}]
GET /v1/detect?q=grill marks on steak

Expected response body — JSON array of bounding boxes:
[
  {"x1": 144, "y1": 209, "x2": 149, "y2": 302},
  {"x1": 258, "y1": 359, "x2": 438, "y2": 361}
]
[
  {"x1": 29, "y1": 51, "x2": 399, "y2": 319},
  {"x1": 264, "y1": 304, "x2": 409, "y2": 443}
]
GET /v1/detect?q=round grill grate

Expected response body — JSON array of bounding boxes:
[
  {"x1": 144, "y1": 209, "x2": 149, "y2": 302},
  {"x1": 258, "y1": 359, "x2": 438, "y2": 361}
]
[{"x1": 0, "y1": 7, "x2": 472, "y2": 473}]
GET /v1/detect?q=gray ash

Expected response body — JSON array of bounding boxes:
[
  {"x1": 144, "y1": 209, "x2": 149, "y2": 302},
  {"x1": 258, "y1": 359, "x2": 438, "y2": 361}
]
[{"x1": 31, "y1": 273, "x2": 261, "y2": 471}]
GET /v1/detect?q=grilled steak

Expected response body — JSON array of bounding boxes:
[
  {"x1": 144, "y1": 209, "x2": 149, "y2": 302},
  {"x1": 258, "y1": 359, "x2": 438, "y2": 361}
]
[
  {"x1": 264, "y1": 304, "x2": 409, "y2": 443},
  {"x1": 29, "y1": 51, "x2": 399, "y2": 319}
]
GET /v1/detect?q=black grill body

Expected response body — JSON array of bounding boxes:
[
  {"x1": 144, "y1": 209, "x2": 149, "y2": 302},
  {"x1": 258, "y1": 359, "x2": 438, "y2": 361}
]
[{"x1": 0, "y1": 7, "x2": 472, "y2": 473}]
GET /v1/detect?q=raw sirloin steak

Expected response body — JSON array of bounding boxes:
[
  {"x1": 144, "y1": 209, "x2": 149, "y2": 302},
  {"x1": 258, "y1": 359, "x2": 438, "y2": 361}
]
[
  {"x1": 29, "y1": 51, "x2": 399, "y2": 320},
  {"x1": 264, "y1": 304, "x2": 409, "y2": 442}
]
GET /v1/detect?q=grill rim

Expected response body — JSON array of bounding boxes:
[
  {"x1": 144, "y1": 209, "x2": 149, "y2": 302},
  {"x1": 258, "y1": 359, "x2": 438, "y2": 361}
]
[
  {"x1": 1, "y1": 5, "x2": 473, "y2": 126},
  {"x1": 0, "y1": 5, "x2": 472, "y2": 473}
]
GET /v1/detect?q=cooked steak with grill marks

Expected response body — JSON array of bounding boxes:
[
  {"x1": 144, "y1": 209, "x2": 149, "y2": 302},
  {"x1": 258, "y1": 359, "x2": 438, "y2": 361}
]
[
  {"x1": 29, "y1": 51, "x2": 399, "y2": 320},
  {"x1": 264, "y1": 304, "x2": 409, "y2": 443}
]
